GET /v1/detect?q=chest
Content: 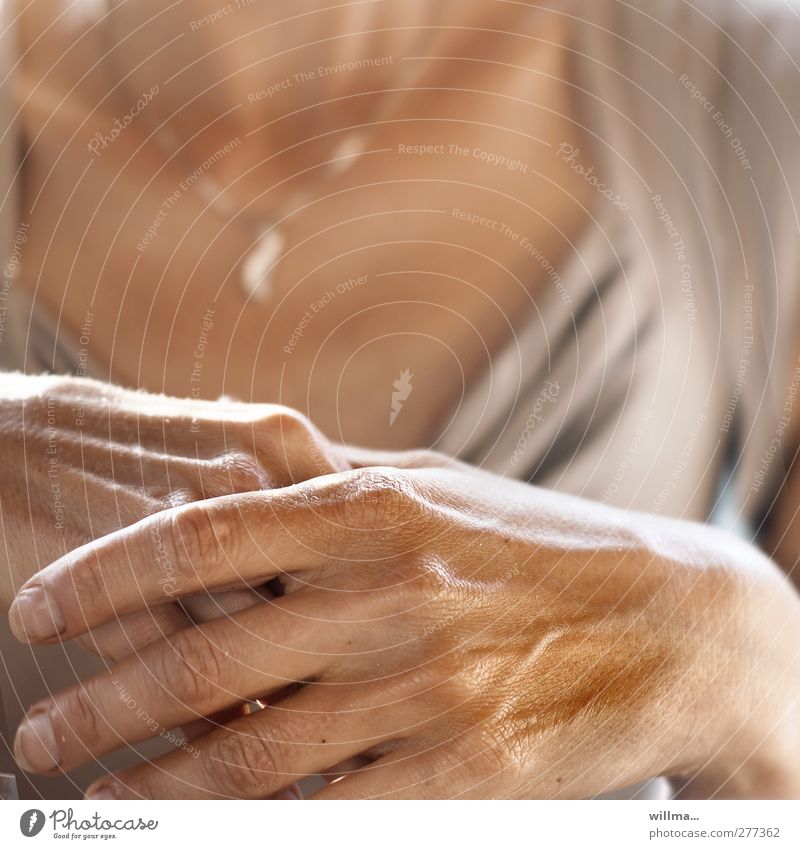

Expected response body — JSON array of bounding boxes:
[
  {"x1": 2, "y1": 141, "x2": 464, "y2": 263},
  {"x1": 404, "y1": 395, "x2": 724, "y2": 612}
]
[{"x1": 14, "y1": 5, "x2": 595, "y2": 448}]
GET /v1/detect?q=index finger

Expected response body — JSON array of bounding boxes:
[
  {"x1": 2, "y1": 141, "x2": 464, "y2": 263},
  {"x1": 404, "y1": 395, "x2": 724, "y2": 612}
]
[{"x1": 9, "y1": 469, "x2": 407, "y2": 643}]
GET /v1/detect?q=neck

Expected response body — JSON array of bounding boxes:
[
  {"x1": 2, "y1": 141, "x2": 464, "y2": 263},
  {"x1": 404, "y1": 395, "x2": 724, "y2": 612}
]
[
  {"x1": 104, "y1": 1, "x2": 443, "y2": 159},
  {"x1": 103, "y1": 0, "x2": 566, "y2": 220}
]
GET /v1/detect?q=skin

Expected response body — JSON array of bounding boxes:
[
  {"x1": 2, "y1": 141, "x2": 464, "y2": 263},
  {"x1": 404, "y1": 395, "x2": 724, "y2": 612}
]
[
  {"x1": 14, "y1": 0, "x2": 592, "y2": 447},
  {"x1": 6, "y1": 385, "x2": 800, "y2": 799},
  {"x1": 0, "y1": 373, "x2": 436, "y2": 797},
  {"x1": 3, "y1": 0, "x2": 800, "y2": 800}
]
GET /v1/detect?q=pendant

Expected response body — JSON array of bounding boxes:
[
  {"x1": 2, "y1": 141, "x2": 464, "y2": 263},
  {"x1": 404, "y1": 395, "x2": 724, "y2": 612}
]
[{"x1": 241, "y1": 227, "x2": 285, "y2": 303}]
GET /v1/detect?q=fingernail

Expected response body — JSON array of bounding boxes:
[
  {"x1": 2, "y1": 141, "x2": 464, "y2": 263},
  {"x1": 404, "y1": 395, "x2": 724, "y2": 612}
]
[
  {"x1": 9, "y1": 586, "x2": 66, "y2": 641},
  {"x1": 85, "y1": 781, "x2": 120, "y2": 800},
  {"x1": 14, "y1": 711, "x2": 61, "y2": 773}
]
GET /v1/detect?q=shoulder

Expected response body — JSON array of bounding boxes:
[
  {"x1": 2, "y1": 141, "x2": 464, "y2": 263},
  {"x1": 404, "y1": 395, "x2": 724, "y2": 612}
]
[{"x1": 1, "y1": 0, "x2": 117, "y2": 264}]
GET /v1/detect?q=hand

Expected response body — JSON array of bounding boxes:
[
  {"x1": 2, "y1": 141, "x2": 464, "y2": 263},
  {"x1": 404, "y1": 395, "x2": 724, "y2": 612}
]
[
  {"x1": 12, "y1": 462, "x2": 799, "y2": 798},
  {"x1": 0, "y1": 373, "x2": 347, "y2": 659}
]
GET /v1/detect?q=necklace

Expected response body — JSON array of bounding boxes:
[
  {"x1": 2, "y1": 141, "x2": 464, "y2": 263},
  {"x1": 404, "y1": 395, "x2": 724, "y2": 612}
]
[{"x1": 101, "y1": 0, "x2": 445, "y2": 303}]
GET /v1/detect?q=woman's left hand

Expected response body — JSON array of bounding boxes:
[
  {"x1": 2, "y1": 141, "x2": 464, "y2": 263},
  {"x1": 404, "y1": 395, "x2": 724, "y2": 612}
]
[{"x1": 9, "y1": 462, "x2": 800, "y2": 799}]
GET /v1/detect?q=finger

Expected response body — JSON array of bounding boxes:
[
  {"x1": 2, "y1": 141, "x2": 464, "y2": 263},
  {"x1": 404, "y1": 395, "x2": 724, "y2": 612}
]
[
  {"x1": 78, "y1": 585, "x2": 274, "y2": 758},
  {"x1": 74, "y1": 580, "x2": 273, "y2": 662},
  {"x1": 12, "y1": 590, "x2": 349, "y2": 775},
  {"x1": 250, "y1": 409, "x2": 347, "y2": 485},
  {"x1": 319, "y1": 755, "x2": 371, "y2": 781},
  {"x1": 179, "y1": 585, "x2": 273, "y2": 624},
  {"x1": 176, "y1": 583, "x2": 279, "y2": 742},
  {"x1": 311, "y1": 749, "x2": 460, "y2": 800},
  {"x1": 313, "y1": 734, "x2": 532, "y2": 800},
  {"x1": 75, "y1": 603, "x2": 191, "y2": 663},
  {"x1": 9, "y1": 495, "x2": 289, "y2": 644},
  {"x1": 176, "y1": 586, "x2": 278, "y2": 740},
  {"x1": 10, "y1": 468, "x2": 412, "y2": 642},
  {"x1": 83, "y1": 682, "x2": 402, "y2": 800},
  {"x1": 346, "y1": 446, "x2": 457, "y2": 470},
  {"x1": 179, "y1": 705, "x2": 248, "y2": 743}
]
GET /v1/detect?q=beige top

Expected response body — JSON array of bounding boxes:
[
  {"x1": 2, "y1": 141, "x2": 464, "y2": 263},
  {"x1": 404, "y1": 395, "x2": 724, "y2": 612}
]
[{"x1": 437, "y1": 0, "x2": 800, "y2": 530}]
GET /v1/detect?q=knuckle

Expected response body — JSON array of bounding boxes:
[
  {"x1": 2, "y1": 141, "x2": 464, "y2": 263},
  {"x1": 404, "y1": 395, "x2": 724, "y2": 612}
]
[
  {"x1": 66, "y1": 551, "x2": 114, "y2": 612},
  {"x1": 211, "y1": 451, "x2": 267, "y2": 493},
  {"x1": 123, "y1": 771, "x2": 161, "y2": 801},
  {"x1": 472, "y1": 726, "x2": 527, "y2": 780},
  {"x1": 380, "y1": 554, "x2": 453, "y2": 610},
  {"x1": 256, "y1": 407, "x2": 337, "y2": 481},
  {"x1": 348, "y1": 467, "x2": 417, "y2": 524},
  {"x1": 164, "y1": 505, "x2": 231, "y2": 585},
  {"x1": 256, "y1": 406, "x2": 314, "y2": 446},
  {"x1": 269, "y1": 407, "x2": 314, "y2": 439},
  {"x1": 157, "y1": 629, "x2": 223, "y2": 708},
  {"x1": 416, "y1": 554, "x2": 458, "y2": 596},
  {"x1": 57, "y1": 685, "x2": 103, "y2": 750},
  {"x1": 210, "y1": 731, "x2": 282, "y2": 798}
]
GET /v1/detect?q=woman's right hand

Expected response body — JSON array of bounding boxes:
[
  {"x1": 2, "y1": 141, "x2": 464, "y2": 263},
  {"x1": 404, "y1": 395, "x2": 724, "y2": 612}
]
[{"x1": 0, "y1": 373, "x2": 349, "y2": 658}]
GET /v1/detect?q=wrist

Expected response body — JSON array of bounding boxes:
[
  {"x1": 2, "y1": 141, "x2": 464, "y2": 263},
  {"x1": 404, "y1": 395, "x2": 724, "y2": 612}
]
[{"x1": 665, "y1": 550, "x2": 800, "y2": 797}]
